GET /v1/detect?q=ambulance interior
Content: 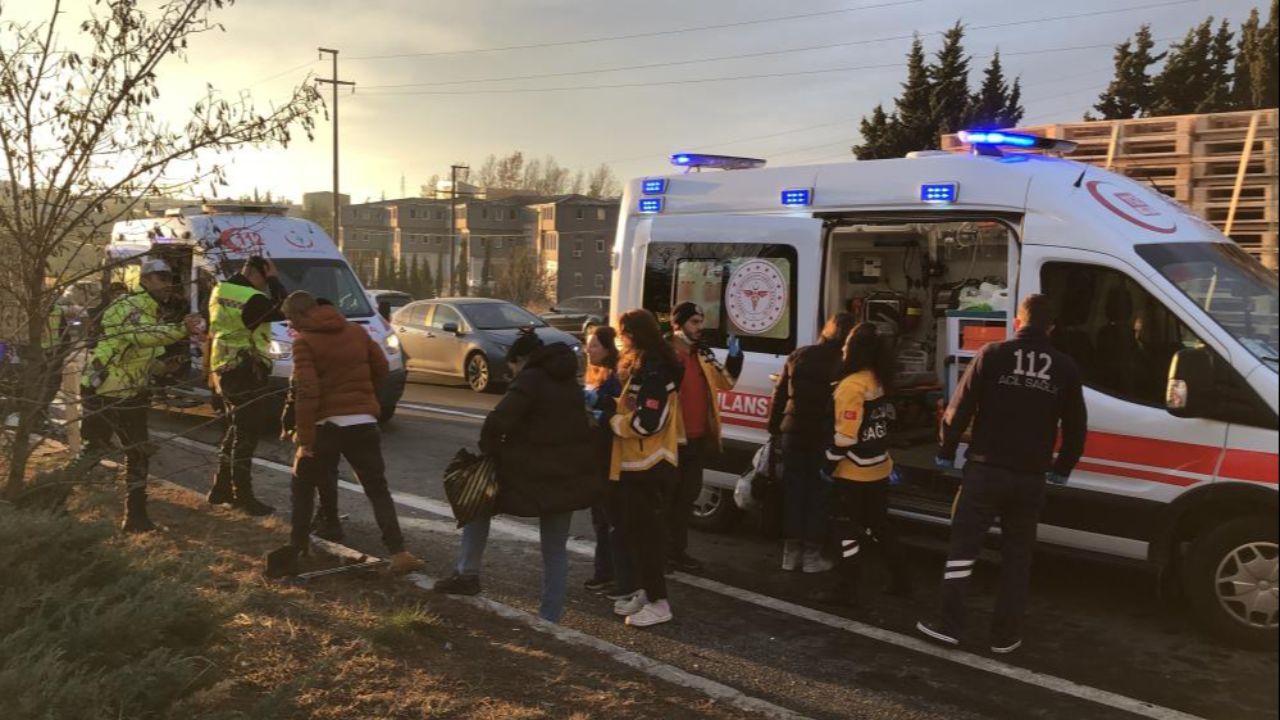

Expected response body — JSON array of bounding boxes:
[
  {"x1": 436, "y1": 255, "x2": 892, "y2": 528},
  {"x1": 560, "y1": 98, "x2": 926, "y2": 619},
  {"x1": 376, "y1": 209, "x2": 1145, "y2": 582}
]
[{"x1": 821, "y1": 219, "x2": 1013, "y2": 485}]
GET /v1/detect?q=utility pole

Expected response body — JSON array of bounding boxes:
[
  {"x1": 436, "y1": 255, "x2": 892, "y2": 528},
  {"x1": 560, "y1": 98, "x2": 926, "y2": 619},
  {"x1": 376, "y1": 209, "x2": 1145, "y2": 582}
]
[
  {"x1": 448, "y1": 163, "x2": 469, "y2": 295},
  {"x1": 317, "y1": 48, "x2": 355, "y2": 248}
]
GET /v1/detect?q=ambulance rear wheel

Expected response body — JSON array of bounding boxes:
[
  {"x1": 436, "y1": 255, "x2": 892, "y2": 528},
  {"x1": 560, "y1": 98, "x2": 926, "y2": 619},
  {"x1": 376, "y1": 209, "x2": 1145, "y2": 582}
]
[
  {"x1": 1183, "y1": 515, "x2": 1278, "y2": 650},
  {"x1": 690, "y1": 486, "x2": 741, "y2": 533}
]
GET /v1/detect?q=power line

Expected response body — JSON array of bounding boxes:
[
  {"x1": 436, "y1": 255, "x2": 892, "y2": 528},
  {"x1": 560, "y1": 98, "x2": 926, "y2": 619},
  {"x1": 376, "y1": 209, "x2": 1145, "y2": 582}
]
[
  {"x1": 245, "y1": 58, "x2": 320, "y2": 89},
  {"x1": 347, "y1": 0, "x2": 925, "y2": 61},
  {"x1": 361, "y1": 3, "x2": 1186, "y2": 92}
]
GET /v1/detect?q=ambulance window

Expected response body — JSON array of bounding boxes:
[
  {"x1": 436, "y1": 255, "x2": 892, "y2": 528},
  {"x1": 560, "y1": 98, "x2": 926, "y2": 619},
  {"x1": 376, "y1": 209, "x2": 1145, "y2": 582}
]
[
  {"x1": 643, "y1": 242, "x2": 797, "y2": 355},
  {"x1": 1042, "y1": 262, "x2": 1209, "y2": 407}
]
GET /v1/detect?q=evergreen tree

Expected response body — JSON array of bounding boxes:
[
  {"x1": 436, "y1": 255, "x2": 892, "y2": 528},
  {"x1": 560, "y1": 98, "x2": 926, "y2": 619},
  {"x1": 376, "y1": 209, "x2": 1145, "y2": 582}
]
[
  {"x1": 436, "y1": 256, "x2": 446, "y2": 298},
  {"x1": 1092, "y1": 25, "x2": 1163, "y2": 119},
  {"x1": 1234, "y1": 8, "x2": 1263, "y2": 108},
  {"x1": 1199, "y1": 19, "x2": 1236, "y2": 112},
  {"x1": 1151, "y1": 19, "x2": 1216, "y2": 116},
  {"x1": 1258, "y1": 0, "x2": 1279, "y2": 108},
  {"x1": 966, "y1": 51, "x2": 1011, "y2": 128},
  {"x1": 410, "y1": 255, "x2": 424, "y2": 298},
  {"x1": 852, "y1": 104, "x2": 897, "y2": 160},
  {"x1": 929, "y1": 22, "x2": 972, "y2": 138},
  {"x1": 420, "y1": 256, "x2": 435, "y2": 298},
  {"x1": 480, "y1": 240, "x2": 494, "y2": 294},
  {"x1": 893, "y1": 35, "x2": 935, "y2": 153},
  {"x1": 1003, "y1": 77, "x2": 1025, "y2": 126}
]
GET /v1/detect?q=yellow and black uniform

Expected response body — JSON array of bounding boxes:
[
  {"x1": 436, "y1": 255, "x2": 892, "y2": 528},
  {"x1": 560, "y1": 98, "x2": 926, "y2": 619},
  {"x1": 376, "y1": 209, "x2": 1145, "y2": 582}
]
[
  {"x1": 79, "y1": 289, "x2": 189, "y2": 529},
  {"x1": 822, "y1": 369, "x2": 911, "y2": 601},
  {"x1": 609, "y1": 356, "x2": 682, "y2": 604},
  {"x1": 206, "y1": 272, "x2": 286, "y2": 514}
]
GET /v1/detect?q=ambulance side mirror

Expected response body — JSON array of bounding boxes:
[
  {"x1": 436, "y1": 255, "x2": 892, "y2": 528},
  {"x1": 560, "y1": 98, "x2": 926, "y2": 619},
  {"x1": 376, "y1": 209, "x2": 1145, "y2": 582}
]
[{"x1": 1166, "y1": 348, "x2": 1215, "y2": 419}]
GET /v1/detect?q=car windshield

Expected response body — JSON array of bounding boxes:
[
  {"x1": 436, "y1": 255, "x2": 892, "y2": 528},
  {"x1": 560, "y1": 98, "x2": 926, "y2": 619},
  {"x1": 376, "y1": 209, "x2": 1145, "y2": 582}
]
[
  {"x1": 273, "y1": 259, "x2": 372, "y2": 318},
  {"x1": 1135, "y1": 242, "x2": 1279, "y2": 371},
  {"x1": 463, "y1": 302, "x2": 546, "y2": 330}
]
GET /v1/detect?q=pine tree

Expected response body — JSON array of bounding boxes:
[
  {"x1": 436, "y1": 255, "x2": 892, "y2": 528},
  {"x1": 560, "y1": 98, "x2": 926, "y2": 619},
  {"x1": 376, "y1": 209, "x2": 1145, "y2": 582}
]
[
  {"x1": 1258, "y1": 0, "x2": 1279, "y2": 108},
  {"x1": 893, "y1": 35, "x2": 935, "y2": 153},
  {"x1": 1003, "y1": 77, "x2": 1025, "y2": 126},
  {"x1": 411, "y1": 255, "x2": 424, "y2": 298},
  {"x1": 1235, "y1": 8, "x2": 1262, "y2": 108},
  {"x1": 966, "y1": 51, "x2": 1010, "y2": 128},
  {"x1": 480, "y1": 240, "x2": 494, "y2": 294},
  {"x1": 1151, "y1": 19, "x2": 1216, "y2": 116},
  {"x1": 1199, "y1": 19, "x2": 1236, "y2": 112},
  {"x1": 420, "y1": 256, "x2": 435, "y2": 298},
  {"x1": 929, "y1": 22, "x2": 972, "y2": 138},
  {"x1": 852, "y1": 104, "x2": 897, "y2": 160},
  {"x1": 1092, "y1": 25, "x2": 1163, "y2": 119}
]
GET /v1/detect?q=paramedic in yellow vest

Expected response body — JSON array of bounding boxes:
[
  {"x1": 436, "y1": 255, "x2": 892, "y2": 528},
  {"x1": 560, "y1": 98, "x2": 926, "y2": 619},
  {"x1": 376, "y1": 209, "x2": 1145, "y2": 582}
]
[
  {"x1": 206, "y1": 255, "x2": 287, "y2": 516},
  {"x1": 665, "y1": 301, "x2": 743, "y2": 573},
  {"x1": 79, "y1": 258, "x2": 201, "y2": 532}
]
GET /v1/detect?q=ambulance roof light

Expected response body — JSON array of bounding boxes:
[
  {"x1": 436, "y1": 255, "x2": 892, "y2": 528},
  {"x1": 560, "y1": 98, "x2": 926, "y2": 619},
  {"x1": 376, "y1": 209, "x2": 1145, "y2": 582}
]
[
  {"x1": 956, "y1": 130, "x2": 1078, "y2": 154},
  {"x1": 669, "y1": 153, "x2": 767, "y2": 171}
]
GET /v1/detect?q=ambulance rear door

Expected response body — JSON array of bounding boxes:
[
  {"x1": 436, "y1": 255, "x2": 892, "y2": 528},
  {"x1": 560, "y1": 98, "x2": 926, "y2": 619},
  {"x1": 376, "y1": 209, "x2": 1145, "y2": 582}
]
[{"x1": 638, "y1": 213, "x2": 823, "y2": 474}]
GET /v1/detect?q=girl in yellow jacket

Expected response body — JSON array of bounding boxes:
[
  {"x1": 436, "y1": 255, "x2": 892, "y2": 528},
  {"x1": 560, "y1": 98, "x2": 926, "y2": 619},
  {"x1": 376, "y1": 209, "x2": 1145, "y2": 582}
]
[
  {"x1": 821, "y1": 323, "x2": 912, "y2": 606},
  {"x1": 609, "y1": 309, "x2": 685, "y2": 628}
]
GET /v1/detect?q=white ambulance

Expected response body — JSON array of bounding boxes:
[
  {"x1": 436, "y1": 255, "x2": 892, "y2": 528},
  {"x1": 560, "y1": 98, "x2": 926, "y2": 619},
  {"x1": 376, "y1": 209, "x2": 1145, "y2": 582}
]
[
  {"x1": 105, "y1": 203, "x2": 406, "y2": 422},
  {"x1": 610, "y1": 136, "x2": 1278, "y2": 647}
]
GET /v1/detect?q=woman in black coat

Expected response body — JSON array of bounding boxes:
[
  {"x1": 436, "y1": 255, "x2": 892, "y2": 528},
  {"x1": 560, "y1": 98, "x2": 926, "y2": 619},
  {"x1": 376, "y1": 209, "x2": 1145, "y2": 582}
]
[{"x1": 435, "y1": 330, "x2": 600, "y2": 623}]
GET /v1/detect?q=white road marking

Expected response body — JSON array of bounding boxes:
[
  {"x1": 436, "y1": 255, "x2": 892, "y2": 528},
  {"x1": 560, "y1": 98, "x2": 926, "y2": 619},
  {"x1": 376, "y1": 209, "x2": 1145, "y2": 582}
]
[
  {"x1": 148, "y1": 475, "x2": 807, "y2": 720},
  {"x1": 160, "y1": 433, "x2": 1209, "y2": 720},
  {"x1": 396, "y1": 402, "x2": 488, "y2": 420}
]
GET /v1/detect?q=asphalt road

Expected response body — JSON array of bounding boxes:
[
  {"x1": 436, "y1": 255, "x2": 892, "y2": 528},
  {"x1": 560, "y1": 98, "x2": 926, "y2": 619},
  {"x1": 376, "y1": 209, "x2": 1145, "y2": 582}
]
[{"x1": 144, "y1": 375, "x2": 1278, "y2": 720}]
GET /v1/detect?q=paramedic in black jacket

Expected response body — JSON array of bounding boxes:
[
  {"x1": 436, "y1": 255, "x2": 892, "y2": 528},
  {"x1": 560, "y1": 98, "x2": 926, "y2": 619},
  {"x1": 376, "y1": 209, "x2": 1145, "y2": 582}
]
[{"x1": 917, "y1": 294, "x2": 1087, "y2": 654}]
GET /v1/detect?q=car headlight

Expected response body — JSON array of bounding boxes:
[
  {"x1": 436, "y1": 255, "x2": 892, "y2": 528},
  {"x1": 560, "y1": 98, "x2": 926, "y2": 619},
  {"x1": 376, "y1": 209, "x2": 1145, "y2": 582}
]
[
  {"x1": 267, "y1": 339, "x2": 292, "y2": 361},
  {"x1": 384, "y1": 333, "x2": 401, "y2": 354}
]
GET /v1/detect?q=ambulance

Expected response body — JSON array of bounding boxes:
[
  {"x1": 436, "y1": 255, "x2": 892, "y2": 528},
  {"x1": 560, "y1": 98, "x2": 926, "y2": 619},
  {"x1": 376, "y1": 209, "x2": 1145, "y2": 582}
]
[
  {"x1": 610, "y1": 134, "x2": 1278, "y2": 647},
  {"x1": 105, "y1": 203, "x2": 406, "y2": 422}
]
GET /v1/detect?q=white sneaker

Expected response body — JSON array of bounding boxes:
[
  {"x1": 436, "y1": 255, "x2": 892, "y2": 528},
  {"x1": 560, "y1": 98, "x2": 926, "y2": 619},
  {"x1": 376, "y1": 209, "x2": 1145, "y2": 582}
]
[
  {"x1": 802, "y1": 549, "x2": 834, "y2": 574},
  {"x1": 613, "y1": 590, "x2": 648, "y2": 616},
  {"x1": 625, "y1": 600, "x2": 673, "y2": 627},
  {"x1": 781, "y1": 540, "x2": 802, "y2": 571}
]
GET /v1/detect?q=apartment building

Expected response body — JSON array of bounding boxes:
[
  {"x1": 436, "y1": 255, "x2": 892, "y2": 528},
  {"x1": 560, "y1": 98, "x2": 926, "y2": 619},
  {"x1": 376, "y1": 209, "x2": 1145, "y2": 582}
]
[{"x1": 528, "y1": 195, "x2": 619, "y2": 302}]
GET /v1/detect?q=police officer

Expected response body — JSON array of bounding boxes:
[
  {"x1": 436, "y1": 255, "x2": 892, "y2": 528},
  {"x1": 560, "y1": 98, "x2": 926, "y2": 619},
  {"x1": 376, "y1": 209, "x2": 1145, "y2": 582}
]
[
  {"x1": 917, "y1": 294, "x2": 1086, "y2": 654},
  {"x1": 80, "y1": 259, "x2": 201, "y2": 532},
  {"x1": 206, "y1": 255, "x2": 287, "y2": 515}
]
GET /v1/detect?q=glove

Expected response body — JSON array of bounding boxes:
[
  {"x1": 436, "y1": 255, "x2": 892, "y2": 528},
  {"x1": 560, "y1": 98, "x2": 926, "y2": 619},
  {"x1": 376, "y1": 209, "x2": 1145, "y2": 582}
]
[
  {"x1": 1046, "y1": 472, "x2": 1069, "y2": 486},
  {"x1": 727, "y1": 334, "x2": 742, "y2": 358},
  {"x1": 889, "y1": 467, "x2": 903, "y2": 486},
  {"x1": 934, "y1": 456, "x2": 955, "y2": 470},
  {"x1": 583, "y1": 387, "x2": 599, "y2": 409}
]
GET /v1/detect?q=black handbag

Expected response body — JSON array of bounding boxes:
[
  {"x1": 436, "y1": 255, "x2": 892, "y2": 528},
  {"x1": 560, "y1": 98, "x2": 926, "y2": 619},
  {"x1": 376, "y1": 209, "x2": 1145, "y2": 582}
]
[{"x1": 443, "y1": 448, "x2": 498, "y2": 528}]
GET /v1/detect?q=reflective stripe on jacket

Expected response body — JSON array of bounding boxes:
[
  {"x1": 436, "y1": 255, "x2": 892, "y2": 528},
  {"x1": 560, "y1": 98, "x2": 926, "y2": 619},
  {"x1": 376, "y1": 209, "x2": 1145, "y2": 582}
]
[{"x1": 83, "y1": 291, "x2": 186, "y2": 398}]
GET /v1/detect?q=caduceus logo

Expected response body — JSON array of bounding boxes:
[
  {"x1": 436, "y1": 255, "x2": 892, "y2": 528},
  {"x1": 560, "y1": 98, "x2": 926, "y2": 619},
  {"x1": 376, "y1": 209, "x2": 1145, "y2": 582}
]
[{"x1": 725, "y1": 259, "x2": 787, "y2": 335}]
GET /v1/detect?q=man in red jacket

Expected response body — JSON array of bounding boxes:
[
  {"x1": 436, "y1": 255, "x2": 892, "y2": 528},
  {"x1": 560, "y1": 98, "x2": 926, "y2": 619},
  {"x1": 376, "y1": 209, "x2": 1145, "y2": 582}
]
[{"x1": 279, "y1": 291, "x2": 423, "y2": 573}]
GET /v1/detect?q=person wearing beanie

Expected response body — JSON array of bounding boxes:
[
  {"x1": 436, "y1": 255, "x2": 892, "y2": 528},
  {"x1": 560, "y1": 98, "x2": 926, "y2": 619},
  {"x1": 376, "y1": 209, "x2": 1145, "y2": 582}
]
[
  {"x1": 435, "y1": 328, "x2": 600, "y2": 623},
  {"x1": 666, "y1": 301, "x2": 743, "y2": 573}
]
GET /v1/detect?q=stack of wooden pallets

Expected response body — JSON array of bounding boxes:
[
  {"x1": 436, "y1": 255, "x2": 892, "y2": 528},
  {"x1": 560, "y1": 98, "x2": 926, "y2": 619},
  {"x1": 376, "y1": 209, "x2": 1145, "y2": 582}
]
[{"x1": 941, "y1": 109, "x2": 1278, "y2": 269}]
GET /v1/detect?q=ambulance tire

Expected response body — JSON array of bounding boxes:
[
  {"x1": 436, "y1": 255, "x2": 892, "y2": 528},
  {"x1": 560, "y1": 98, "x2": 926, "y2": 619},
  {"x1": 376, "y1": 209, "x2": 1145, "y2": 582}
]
[
  {"x1": 689, "y1": 486, "x2": 742, "y2": 533},
  {"x1": 1183, "y1": 515, "x2": 1278, "y2": 650}
]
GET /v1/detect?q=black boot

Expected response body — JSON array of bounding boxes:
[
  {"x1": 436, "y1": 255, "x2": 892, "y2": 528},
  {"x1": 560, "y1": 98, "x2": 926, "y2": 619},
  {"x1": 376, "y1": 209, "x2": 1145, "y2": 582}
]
[
  {"x1": 232, "y1": 491, "x2": 275, "y2": 517},
  {"x1": 121, "y1": 489, "x2": 157, "y2": 534},
  {"x1": 207, "y1": 479, "x2": 234, "y2": 505},
  {"x1": 311, "y1": 511, "x2": 344, "y2": 542}
]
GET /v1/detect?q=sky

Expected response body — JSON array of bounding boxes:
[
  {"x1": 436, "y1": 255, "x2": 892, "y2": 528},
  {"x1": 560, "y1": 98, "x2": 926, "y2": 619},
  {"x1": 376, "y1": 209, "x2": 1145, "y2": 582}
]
[{"x1": 6, "y1": 0, "x2": 1270, "y2": 203}]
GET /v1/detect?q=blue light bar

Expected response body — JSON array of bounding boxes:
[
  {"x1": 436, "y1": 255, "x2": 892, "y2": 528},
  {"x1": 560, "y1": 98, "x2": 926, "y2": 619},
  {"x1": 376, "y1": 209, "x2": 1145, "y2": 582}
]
[
  {"x1": 641, "y1": 178, "x2": 668, "y2": 195},
  {"x1": 637, "y1": 197, "x2": 664, "y2": 214},
  {"x1": 669, "y1": 153, "x2": 767, "y2": 171},
  {"x1": 920, "y1": 182, "x2": 959, "y2": 204},
  {"x1": 956, "y1": 130, "x2": 1078, "y2": 153},
  {"x1": 780, "y1": 188, "x2": 813, "y2": 207}
]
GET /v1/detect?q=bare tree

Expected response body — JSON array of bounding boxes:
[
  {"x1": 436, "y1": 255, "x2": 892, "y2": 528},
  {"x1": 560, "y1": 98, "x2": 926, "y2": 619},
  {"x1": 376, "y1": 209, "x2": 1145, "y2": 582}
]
[
  {"x1": 586, "y1": 164, "x2": 621, "y2": 198},
  {"x1": 0, "y1": 0, "x2": 321, "y2": 493},
  {"x1": 491, "y1": 245, "x2": 549, "y2": 309}
]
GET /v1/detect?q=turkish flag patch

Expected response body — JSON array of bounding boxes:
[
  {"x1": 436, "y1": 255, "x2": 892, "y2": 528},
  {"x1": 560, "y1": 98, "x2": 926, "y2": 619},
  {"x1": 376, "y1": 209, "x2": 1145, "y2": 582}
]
[
  {"x1": 644, "y1": 399, "x2": 661, "y2": 410},
  {"x1": 843, "y1": 410, "x2": 858, "y2": 421}
]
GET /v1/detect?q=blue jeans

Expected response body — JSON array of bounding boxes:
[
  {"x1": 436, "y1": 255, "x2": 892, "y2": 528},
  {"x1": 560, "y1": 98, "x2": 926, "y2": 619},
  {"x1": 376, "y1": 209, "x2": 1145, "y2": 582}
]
[
  {"x1": 456, "y1": 511, "x2": 574, "y2": 623},
  {"x1": 782, "y1": 434, "x2": 830, "y2": 545}
]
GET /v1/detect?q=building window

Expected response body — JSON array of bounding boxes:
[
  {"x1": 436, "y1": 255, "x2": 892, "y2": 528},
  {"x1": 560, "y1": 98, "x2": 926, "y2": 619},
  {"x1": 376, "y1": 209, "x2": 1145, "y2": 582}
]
[
  {"x1": 495, "y1": 239, "x2": 504, "y2": 250},
  {"x1": 597, "y1": 207, "x2": 607, "y2": 221},
  {"x1": 576, "y1": 208, "x2": 585, "y2": 220},
  {"x1": 481, "y1": 208, "x2": 489, "y2": 220},
  {"x1": 596, "y1": 239, "x2": 606, "y2": 253},
  {"x1": 435, "y1": 209, "x2": 444, "y2": 220},
  {"x1": 509, "y1": 209, "x2": 517, "y2": 220},
  {"x1": 546, "y1": 206, "x2": 556, "y2": 222},
  {"x1": 409, "y1": 208, "x2": 417, "y2": 219},
  {"x1": 594, "y1": 273, "x2": 605, "y2": 290},
  {"x1": 574, "y1": 272, "x2": 583, "y2": 287},
  {"x1": 543, "y1": 232, "x2": 559, "y2": 252}
]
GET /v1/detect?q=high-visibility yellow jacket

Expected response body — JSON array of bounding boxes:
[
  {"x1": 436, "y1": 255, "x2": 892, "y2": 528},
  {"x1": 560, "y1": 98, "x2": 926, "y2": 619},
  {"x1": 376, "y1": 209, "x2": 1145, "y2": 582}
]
[
  {"x1": 83, "y1": 291, "x2": 186, "y2": 398},
  {"x1": 670, "y1": 333, "x2": 742, "y2": 449},
  {"x1": 609, "y1": 359, "x2": 684, "y2": 481},
  {"x1": 209, "y1": 281, "x2": 271, "y2": 372},
  {"x1": 826, "y1": 370, "x2": 895, "y2": 482}
]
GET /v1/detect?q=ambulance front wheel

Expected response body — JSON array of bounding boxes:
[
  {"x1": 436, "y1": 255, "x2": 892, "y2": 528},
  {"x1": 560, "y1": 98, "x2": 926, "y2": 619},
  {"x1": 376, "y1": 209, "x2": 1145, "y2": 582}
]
[
  {"x1": 1182, "y1": 515, "x2": 1278, "y2": 650},
  {"x1": 690, "y1": 485, "x2": 742, "y2": 533}
]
